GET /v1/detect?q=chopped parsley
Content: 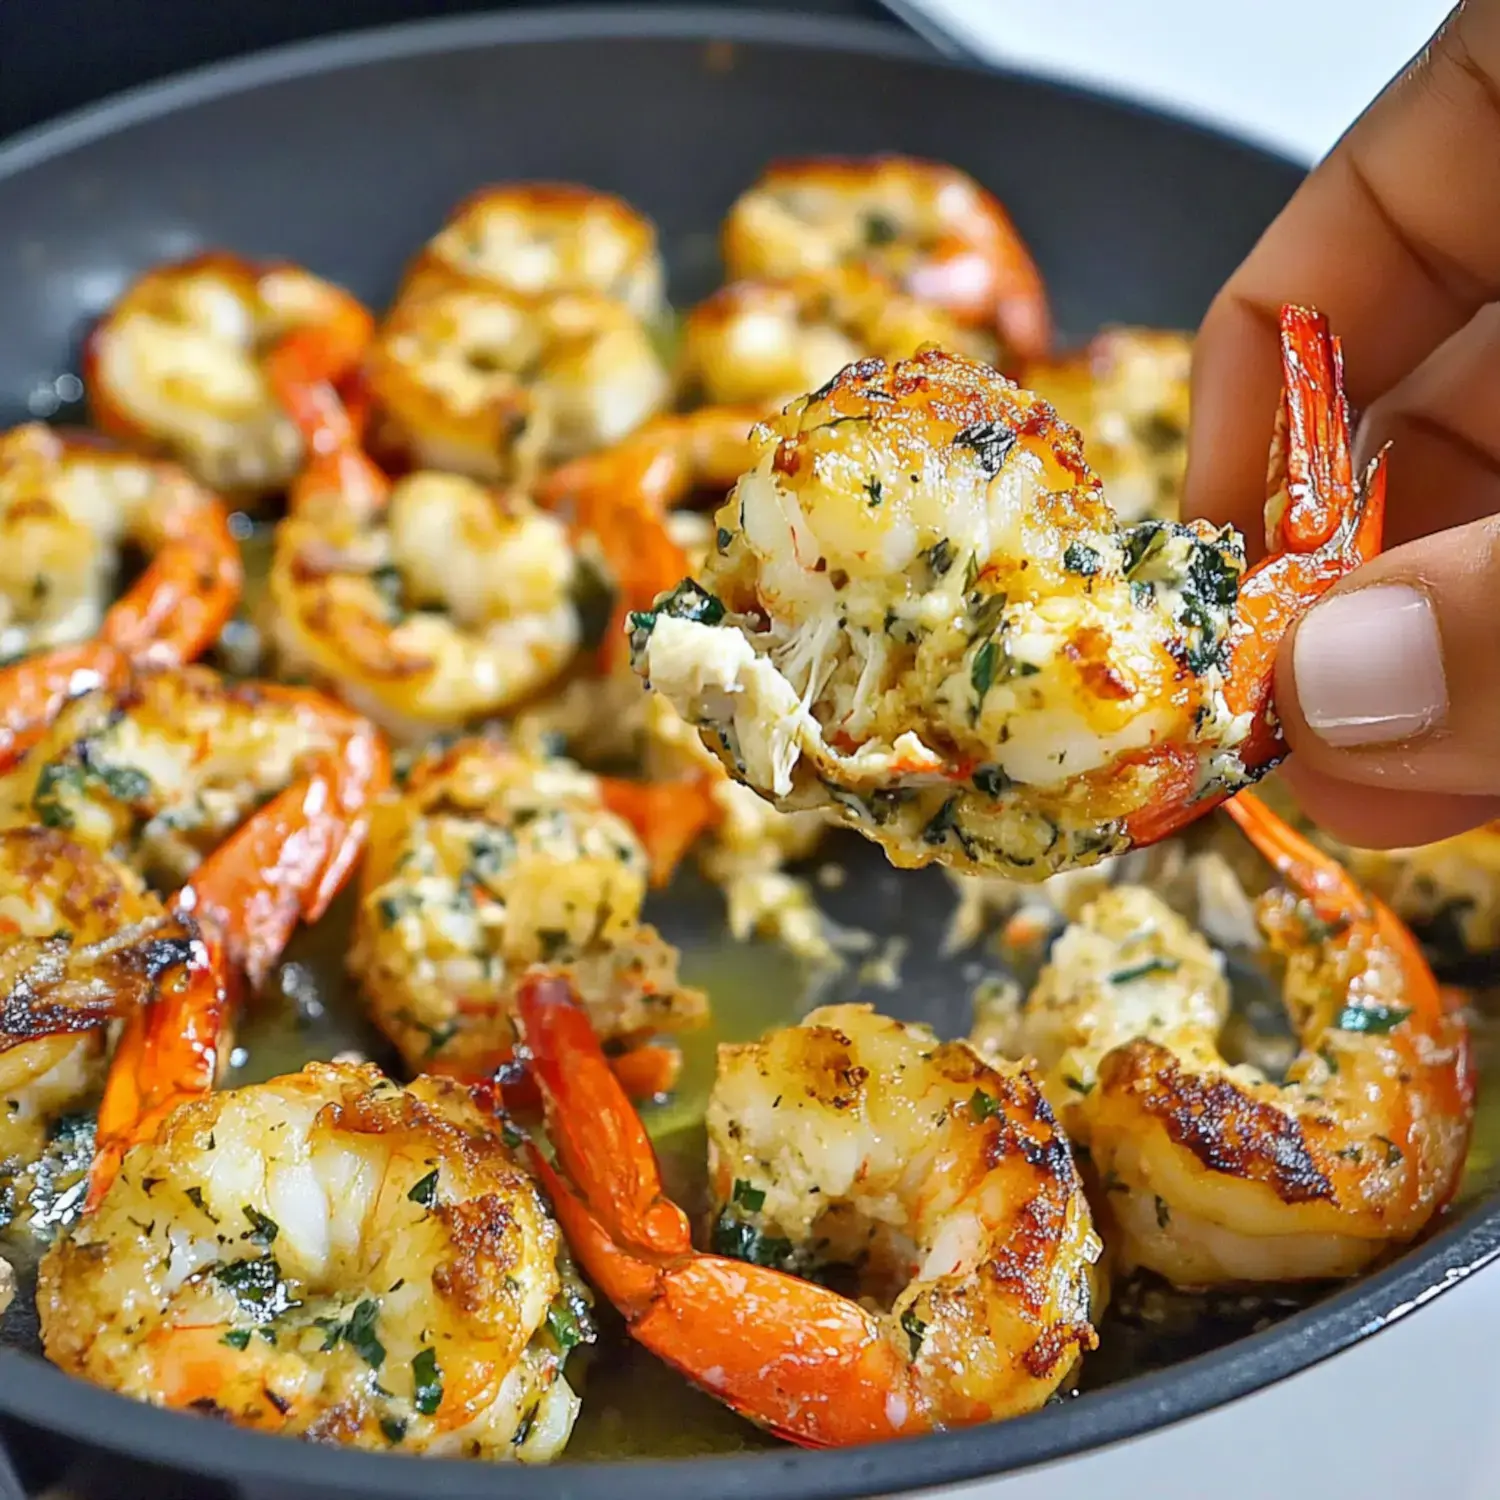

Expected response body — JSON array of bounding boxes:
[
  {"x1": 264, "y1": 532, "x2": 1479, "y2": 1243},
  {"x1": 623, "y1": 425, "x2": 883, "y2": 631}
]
[
  {"x1": 922, "y1": 796, "x2": 961, "y2": 846},
  {"x1": 380, "y1": 1416, "x2": 407, "y2": 1445},
  {"x1": 546, "y1": 1300, "x2": 585, "y2": 1353},
  {"x1": 1155, "y1": 1197, "x2": 1171, "y2": 1229},
  {"x1": 1109, "y1": 956, "x2": 1180, "y2": 985},
  {"x1": 1334, "y1": 1003, "x2": 1410, "y2": 1035},
  {"x1": 1063, "y1": 1075, "x2": 1094, "y2": 1096},
  {"x1": 212, "y1": 1255, "x2": 295, "y2": 1319},
  {"x1": 319, "y1": 1297, "x2": 386, "y2": 1369},
  {"x1": 716, "y1": 525, "x2": 733, "y2": 551},
  {"x1": 922, "y1": 538, "x2": 955, "y2": 577},
  {"x1": 709, "y1": 1210, "x2": 795, "y2": 1269},
  {"x1": 969, "y1": 1089, "x2": 1001, "y2": 1122},
  {"x1": 242, "y1": 1205, "x2": 279, "y2": 1246},
  {"x1": 411, "y1": 1347, "x2": 443, "y2": 1415},
  {"x1": 863, "y1": 476, "x2": 883, "y2": 507},
  {"x1": 731, "y1": 1179, "x2": 766, "y2": 1213},
  {"x1": 900, "y1": 1308, "x2": 927, "y2": 1357},
  {"x1": 369, "y1": 564, "x2": 406, "y2": 619},
  {"x1": 864, "y1": 211, "x2": 899, "y2": 246},
  {"x1": 220, "y1": 1328, "x2": 252, "y2": 1351},
  {"x1": 970, "y1": 639, "x2": 999, "y2": 703},
  {"x1": 1062, "y1": 542, "x2": 1102, "y2": 576},
  {"x1": 407, "y1": 1170, "x2": 439, "y2": 1208},
  {"x1": 954, "y1": 420, "x2": 1017, "y2": 477}
]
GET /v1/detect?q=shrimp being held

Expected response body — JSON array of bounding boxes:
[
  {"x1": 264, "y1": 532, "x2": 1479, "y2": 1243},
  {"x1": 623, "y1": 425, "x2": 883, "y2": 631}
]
[
  {"x1": 517, "y1": 977, "x2": 1102, "y2": 1444},
  {"x1": 1016, "y1": 794, "x2": 1472, "y2": 1284},
  {"x1": 85, "y1": 252, "x2": 372, "y2": 503},
  {"x1": 722, "y1": 155, "x2": 1050, "y2": 360},
  {"x1": 350, "y1": 734, "x2": 706, "y2": 1090},
  {"x1": 632, "y1": 306, "x2": 1383, "y2": 881},
  {"x1": 39, "y1": 1061, "x2": 593, "y2": 1459}
]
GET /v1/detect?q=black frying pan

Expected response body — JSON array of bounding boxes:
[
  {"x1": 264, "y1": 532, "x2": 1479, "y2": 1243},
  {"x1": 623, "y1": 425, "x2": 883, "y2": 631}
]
[{"x1": 0, "y1": 10, "x2": 1496, "y2": 1500}]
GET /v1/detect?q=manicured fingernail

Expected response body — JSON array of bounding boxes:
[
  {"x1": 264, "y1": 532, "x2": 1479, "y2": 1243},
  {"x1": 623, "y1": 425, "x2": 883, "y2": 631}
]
[{"x1": 1293, "y1": 584, "x2": 1447, "y2": 748}]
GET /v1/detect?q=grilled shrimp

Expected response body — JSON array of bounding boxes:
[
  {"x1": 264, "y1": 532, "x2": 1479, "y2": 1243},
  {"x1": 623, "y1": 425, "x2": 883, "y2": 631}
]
[
  {"x1": 39, "y1": 1061, "x2": 593, "y2": 1459},
  {"x1": 1022, "y1": 328, "x2": 1192, "y2": 523},
  {"x1": 1017, "y1": 796, "x2": 1472, "y2": 1284},
  {"x1": 518, "y1": 979, "x2": 1101, "y2": 1443},
  {"x1": 632, "y1": 309, "x2": 1383, "y2": 881},
  {"x1": 721, "y1": 156, "x2": 1050, "y2": 360},
  {"x1": 0, "y1": 663, "x2": 385, "y2": 1211},
  {"x1": 350, "y1": 735, "x2": 706, "y2": 1088},
  {"x1": 268, "y1": 331, "x2": 685, "y2": 739},
  {"x1": 0, "y1": 826, "x2": 196, "y2": 1187},
  {"x1": 366, "y1": 271, "x2": 669, "y2": 484},
  {"x1": 0, "y1": 425, "x2": 242, "y2": 767},
  {"x1": 85, "y1": 253, "x2": 372, "y2": 503},
  {"x1": 1343, "y1": 824, "x2": 1500, "y2": 959},
  {"x1": 399, "y1": 183, "x2": 666, "y2": 320},
  {"x1": 676, "y1": 267, "x2": 997, "y2": 410}
]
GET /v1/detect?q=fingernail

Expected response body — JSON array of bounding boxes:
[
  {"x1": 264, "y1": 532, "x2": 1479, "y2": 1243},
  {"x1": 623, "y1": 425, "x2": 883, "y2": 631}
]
[{"x1": 1293, "y1": 584, "x2": 1447, "y2": 748}]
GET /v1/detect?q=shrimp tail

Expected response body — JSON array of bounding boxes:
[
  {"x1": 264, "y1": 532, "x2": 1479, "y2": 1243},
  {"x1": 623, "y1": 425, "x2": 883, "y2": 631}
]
[
  {"x1": 98, "y1": 502, "x2": 244, "y2": 667},
  {"x1": 597, "y1": 774, "x2": 721, "y2": 886},
  {"x1": 513, "y1": 972, "x2": 922, "y2": 1446},
  {"x1": 1125, "y1": 306, "x2": 1384, "y2": 847},
  {"x1": 87, "y1": 691, "x2": 388, "y2": 1204},
  {"x1": 0, "y1": 642, "x2": 129, "y2": 773}
]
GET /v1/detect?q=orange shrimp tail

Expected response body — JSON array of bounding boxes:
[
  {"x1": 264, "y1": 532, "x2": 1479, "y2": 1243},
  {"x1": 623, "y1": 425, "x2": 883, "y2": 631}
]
[
  {"x1": 182, "y1": 692, "x2": 390, "y2": 988},
  {"x1": 99, "y1": 503, "x2": 243, "y2": 667},
  {"x1": 514, "y1": 972, "x2": 690, "y2": 1256},
  {"x1": 519, "y1": 984, "x2": 924, "y2": 1447},
  {"x1": 597, "y1": 774, "x2": 720, "y2": 886},
  {"x1": 0, "y1": 641, "x2": 129, "y2": 773},
  {"x1": 590, "y1": 497, "x2": 690, "y2": 677},
  {"x1": 1124, "y1": 306, "x2": 1384, "y2": 850},
  {"x1": 1226, "y1": 790, "x2": 1475, "y2": 1170},
  {"x1": 87, "y1": 929, "x2": 234, "y2": 1210},
  {"x1": 430, "y1": 1039, "x2": 681, "y2": 1108},
  {"x1": 1226, "y1": 306, "x2": 1386, "y2": 767},
  {"x1": 267, "y1": 327, "x2": 389, "y2": 519}
]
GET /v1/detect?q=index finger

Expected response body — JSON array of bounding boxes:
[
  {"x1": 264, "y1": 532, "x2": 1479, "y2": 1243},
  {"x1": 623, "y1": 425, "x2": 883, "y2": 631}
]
[{"x1": 1183, "y1": 0, "x2": 1500, "y2": 550}]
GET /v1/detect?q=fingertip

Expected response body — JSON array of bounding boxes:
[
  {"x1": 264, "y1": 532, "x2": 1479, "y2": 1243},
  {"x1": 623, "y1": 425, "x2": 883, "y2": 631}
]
[{"x1": 1182, "y1": 292, "x2": 1284, "y2": 549}]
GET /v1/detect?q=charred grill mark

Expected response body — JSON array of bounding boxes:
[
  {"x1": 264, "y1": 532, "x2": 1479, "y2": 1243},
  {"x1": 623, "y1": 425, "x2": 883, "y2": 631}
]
[{"x1": 1100, "y1": 1042, "x2": 1335, "y2": 1204}]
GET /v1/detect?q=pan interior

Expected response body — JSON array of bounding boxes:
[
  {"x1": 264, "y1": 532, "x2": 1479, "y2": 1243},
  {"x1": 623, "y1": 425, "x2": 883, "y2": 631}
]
[{"x1": 0, "y1": 11, "x2": 1495, "y2": 1482}]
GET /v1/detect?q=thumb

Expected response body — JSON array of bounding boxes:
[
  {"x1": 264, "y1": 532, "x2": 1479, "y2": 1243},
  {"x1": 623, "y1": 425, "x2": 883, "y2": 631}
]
[{"x1": 1273, "y1": 513, "x2": 1500, "y2": 848}]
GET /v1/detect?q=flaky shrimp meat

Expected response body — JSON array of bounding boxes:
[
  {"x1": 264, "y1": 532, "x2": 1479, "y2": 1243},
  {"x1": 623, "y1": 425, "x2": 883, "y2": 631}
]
[
  {"x1": 631, "y1": 348, "x2": 1249, "y2": 880},
  {"x1": 39, "y1": 1062, "x2": 592, "y2": 1458}
]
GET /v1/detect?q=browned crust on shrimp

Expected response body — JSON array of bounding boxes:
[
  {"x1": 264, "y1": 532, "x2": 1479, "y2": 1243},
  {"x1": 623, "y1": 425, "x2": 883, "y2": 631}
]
[{"x1": 1097, "y1": 1040, "x2": 1336, "y2": 1206}]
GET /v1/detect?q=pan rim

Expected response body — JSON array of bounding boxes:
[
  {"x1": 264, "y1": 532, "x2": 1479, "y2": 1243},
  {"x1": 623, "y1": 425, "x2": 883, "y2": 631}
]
[{"x1": 0, "y1": 6, "x2": 1493, "y2": 1497}]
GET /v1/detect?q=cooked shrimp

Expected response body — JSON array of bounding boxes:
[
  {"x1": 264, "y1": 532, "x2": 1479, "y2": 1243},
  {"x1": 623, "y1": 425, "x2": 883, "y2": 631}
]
[
  {"x1": 269, "y1": 332, "x2": 683, "y2": 739},
  {"x1": 1343, "y1": 823, "x2": 1500, "y2": 959},
  {"x1": 0, "y1": 664, "x2": 386, "y2": 1213},
  {"x1": 1018, "y1": 795, "x2": 1472, "y2": 1284},
  {"x1": 1022, "y1": 328, "x2": 1192, "y2": 523},
  {"x1": 85, "y1": 252, "x2": 372, "y2": 503},
  {"x1": 632, "y1": 307, "x2": 1383, "y2": 880},
  {"x1": 0, "y1": 826, "x2": 197, "y2": 1186},
  {"x1": 721, "y1": 155, "x2": 1050, "y2": 360},
  {"x1": 0, "y1": 425, "x2": 242, "y2": 767},
  {"x1": 351, "y1": 735, "x2": 706, "y2": 1088},
  {"x1": 676, "y1": 267, "x2": 997, "y2": 410},
  {"x1": 400, "y1": 183, "x2": 666, "y2": 321},
  {"x1": 517, "y1": 976, "x2": 1101, "y2": 1444},
  {"x1": 39, "y1": 1061, "x2": 593, "y2": 1459},
  {"x1": 366, "y1": 272, "x2": 669, "y2": 484}
]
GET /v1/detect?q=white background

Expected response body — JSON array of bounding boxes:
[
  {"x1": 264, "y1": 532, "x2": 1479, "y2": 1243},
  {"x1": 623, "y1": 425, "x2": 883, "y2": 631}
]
[{"x1": 889, "y1": 3, "x2": 1500, "y2": 1498}]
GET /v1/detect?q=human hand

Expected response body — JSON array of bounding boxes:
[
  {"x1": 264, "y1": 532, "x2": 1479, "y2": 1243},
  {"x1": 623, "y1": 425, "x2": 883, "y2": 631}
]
[{"x1": 1184, "y1": 0, "x2": 1500, "y2": 848}]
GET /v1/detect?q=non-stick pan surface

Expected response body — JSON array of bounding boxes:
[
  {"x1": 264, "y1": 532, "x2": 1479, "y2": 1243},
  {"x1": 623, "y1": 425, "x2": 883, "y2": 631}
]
[{"x1": 0, "y1": 10, "x2": 1496, "y2": 1500}]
